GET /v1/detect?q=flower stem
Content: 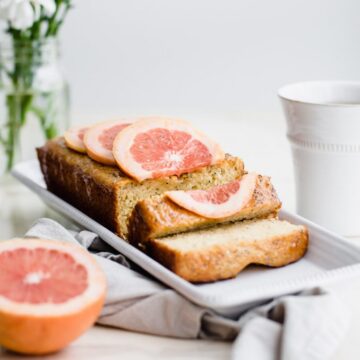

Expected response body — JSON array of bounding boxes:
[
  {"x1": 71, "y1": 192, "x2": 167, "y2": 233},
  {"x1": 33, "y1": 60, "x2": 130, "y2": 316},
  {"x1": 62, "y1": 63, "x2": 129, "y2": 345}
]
[
  {"x1": 30, "y1": 102, "x2": 58, "y2": 140},
  {"x1": 5, "y1": 95, "x2": 21, "y2": 171},
  {"x1": 20, "y1": 95, "x2": 33, "y2": 125}
]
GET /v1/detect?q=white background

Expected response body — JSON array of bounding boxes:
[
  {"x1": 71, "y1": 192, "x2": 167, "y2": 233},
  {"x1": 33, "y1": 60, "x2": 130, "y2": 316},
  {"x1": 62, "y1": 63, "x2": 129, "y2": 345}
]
[
  {"x1": 57, "y1": 0, "x2": 360, "y2": 210},
  {"x1": 61, "y1": 0, "x2": 360, "y2": 118}
]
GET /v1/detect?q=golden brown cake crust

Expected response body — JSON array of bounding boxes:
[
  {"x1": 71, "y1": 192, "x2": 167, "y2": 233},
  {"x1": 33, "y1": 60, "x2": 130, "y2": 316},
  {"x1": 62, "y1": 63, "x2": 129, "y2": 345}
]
[
  {"x1": 147, "y1": 222, "x2": 309, "y2": 283},
  {"x1": 37, "y1": 137, "x2": 125, "y2": 233},
  {"x1": 128, "y1": 175, "x2": 282, "y2": 247},
  {"x1": 37, "y1": 137, "x2": 244, "y2": 239}
]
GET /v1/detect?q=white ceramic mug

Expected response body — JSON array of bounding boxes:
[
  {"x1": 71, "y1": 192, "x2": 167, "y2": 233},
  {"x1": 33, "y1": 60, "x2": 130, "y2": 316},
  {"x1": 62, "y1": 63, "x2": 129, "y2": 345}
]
[{"x1": 279, "y1": 81, "x2": 360, "y2": 236}]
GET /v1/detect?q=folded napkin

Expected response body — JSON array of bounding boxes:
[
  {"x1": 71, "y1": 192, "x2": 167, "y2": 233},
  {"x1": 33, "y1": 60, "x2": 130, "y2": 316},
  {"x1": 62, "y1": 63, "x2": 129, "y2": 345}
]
[{"x1": 25, "y1": 218, "x2": 349, "y2": 360}]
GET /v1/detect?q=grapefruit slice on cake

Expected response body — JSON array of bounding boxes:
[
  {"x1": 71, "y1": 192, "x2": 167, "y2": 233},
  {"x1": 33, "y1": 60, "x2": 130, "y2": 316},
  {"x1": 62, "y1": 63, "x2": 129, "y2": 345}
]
[
  {"x1": 64, "y1": 126, "x2": 89, "y2": 153},
  {"x1": 84, "y1": 120, "x2": 132, "y2": 165},
  {"x1": 0, "y1": 238, "x2": 106, "y2": 355},
  {"x1": 113, "y1": 117, "x2": 225, "y2": 181},
  {"x1": 165, "y1": 173, "x2": 258, "y2": 218}
]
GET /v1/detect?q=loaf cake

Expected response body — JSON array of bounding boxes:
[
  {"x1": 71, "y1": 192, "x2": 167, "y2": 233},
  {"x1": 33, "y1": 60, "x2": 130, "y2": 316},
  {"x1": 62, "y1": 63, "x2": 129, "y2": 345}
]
[
  {"x1": 37, "y1": 137, "x2": 244, "y2": 239},
  {"x1": 147, "y1": 218, "x2": 308, "y2": 282},
  {"x1": 37, "y1": 117, "x2": 309, "y2": 283},
  {"x1": 128, "y1": 174, "x2": 282, "y2": 247}
]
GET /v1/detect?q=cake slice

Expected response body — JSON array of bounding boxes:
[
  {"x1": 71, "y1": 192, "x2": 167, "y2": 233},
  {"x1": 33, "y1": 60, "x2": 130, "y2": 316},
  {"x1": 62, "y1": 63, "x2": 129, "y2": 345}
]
[
  {"x1": 147, "y1": 218, "x2": 308, "y2": 282},
  {"x1": 129, "y1": 175, "x2": 281, "y2": 247},
  {"x1": 37, "y1": 137, "x2": 244, "y2": 239}
]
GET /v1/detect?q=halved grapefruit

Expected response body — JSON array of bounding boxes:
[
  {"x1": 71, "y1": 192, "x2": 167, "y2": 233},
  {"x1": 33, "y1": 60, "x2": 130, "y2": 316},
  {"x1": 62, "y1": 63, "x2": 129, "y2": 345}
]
[
  {"x1": 113, "y1": 117, "x2": 225, "y2": 181},
  {"x1": 0, "y1": 238, "x2": 106, "y2": 355},
  {"x1": 165, "y1": 173, "x2": 258, "y2": 218},
  {"x1": 64, "y1": 126, "x2": 89, "y2": 153},
  {"x1": 84, "y1": 120, "x2": 132, "y2": 165}
]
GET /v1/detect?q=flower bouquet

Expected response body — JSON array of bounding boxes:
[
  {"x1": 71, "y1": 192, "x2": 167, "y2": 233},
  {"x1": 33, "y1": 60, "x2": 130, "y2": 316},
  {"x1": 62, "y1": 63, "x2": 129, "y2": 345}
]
[{"x1": 0, "y1": 0, "x2": 72, "y2": 174}]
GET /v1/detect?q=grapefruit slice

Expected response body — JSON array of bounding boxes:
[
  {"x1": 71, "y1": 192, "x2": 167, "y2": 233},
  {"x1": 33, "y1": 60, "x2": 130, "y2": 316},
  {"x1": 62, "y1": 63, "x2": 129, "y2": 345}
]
[
  {"x1": 165, "y1": 173, "x2": 258, "y2": 218},
  {"x1": 0, "y1": 238, "x2": 106, "y2": 355},
  {"x1": 113, "y1": 117, "x2": 225, "y2": 181},
  {"x1": 84, "y1": 120, "x2": 132, "y2": 165},
  {"x1": 64, "y1": 126, "x2": 89, "y2": 153}
]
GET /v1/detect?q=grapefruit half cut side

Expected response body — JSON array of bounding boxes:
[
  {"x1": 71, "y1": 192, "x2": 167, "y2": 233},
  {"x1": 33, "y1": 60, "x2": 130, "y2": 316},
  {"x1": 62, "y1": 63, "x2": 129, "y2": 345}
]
[
  {"x1": 113, "y1": 117, "x2": 225, "y2": 181},
  {"x1": 64, "y1": 126, "x2": 89, "y2": 153},
  {"x1": 165, "y1": 173, "x2": 258, "y2": 218},
  {"x1": 84, "y1": 120, "x2": 132, "y2": 165},
  {"x1": 0, "y1": 238, "x2": 106, "y2": 355}
]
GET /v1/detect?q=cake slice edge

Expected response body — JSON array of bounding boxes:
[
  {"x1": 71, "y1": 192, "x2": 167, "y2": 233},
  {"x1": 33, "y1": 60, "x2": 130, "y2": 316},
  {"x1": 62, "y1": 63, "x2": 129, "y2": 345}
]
[
  {"x1": 128, "y1": 174, "x2": 282, "y2": 246},
  {"x1": 147, "y1": 218, "x2": 308, "y2": 282}
]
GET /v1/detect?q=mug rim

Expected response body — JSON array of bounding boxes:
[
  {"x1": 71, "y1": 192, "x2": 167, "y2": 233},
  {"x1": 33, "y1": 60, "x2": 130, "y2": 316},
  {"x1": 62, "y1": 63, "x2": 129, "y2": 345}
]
[{"x1": 278, "y1": 80, "x2": 360, "y2": 107}]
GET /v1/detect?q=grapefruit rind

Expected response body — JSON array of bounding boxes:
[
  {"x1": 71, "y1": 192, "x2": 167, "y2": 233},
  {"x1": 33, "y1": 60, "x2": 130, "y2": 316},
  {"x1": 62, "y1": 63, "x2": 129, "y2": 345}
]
[
  {"x1": 165, "y1": 173, "x2": 258, "y2": 219},
  {"x1": 0, "y1": 238, "x2": 106, "y2": 355},
  {"x1": 64, "y1": 126, "x2": 88, "y2": 153},
  {"x1": 112, "y1": 117, "x2": 225, "y2": 181},
  {"x1": 84, "y1": 119, "x2": 132, "y2": 165}
]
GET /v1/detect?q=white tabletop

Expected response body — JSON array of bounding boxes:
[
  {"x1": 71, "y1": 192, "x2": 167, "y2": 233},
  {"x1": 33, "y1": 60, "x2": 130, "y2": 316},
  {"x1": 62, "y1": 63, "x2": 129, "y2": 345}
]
[{"x1": 1, "y1": 114, "x2": 360, "y2": 359}]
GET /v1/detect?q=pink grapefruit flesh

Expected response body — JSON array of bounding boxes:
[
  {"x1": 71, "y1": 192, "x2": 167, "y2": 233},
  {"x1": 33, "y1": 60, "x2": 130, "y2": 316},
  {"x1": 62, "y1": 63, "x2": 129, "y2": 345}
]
[
  {"x1": 64, "y1": 126, "x2": 89, "y2": 153},
  {"x1": 0, "y1": 238, "x2": 106, "y2": 355},
  {"x1": 166, "y1": 173, "x2": 258, "y2": 218},
  {"x1": 113, "y1": 117, "x2": 225, "y2": 181},
  {"x1": 84, "y1": 120, "x2": 132, "y2": 165}
]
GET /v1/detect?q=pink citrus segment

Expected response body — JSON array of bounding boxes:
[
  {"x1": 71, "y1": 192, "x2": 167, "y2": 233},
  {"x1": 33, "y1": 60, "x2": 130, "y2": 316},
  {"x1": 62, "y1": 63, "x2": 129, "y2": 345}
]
[
  {"x1": 113, "y1": 117, "x2": 225, "y2": 181},
  {"x1": 0, "y1": 248, "x2": 88, "y2": 304},
  {"x1": 98, "y1": 124, "x2": 129, "y2": 151},
  {"x1": 64, "y1": 126, "x2": 89, "y2": 153},
  {"x1": 0, "y1": 238, "x2": 106, "y2": 355},
  {"x1": 166, "y1": 173, "x2": 258, "y2": 218},
  {"x1": 189, "y1": 180, "x2": 240, "y2": 204},
  {"x1": 84, "y1": 120, "x2": 132, "y2": 165}
]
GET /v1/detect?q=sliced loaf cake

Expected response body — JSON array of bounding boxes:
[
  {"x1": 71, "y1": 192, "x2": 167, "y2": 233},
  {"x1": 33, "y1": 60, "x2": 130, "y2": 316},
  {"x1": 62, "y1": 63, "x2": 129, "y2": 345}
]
[
  {"x1": 37, "y1": 137, "x2": 244, "y2": 239},
  {"x1": 129, "y1": 175, "x2": 281, "y2": 247},
  {"x1": 147, "y1": 218, "x2": 308, "y2": 282}
]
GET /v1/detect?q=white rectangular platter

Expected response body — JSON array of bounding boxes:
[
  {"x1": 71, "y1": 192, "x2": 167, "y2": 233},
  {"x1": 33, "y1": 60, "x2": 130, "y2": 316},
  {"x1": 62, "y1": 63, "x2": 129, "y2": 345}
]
[{"x1": 12, "y1": 160, "x2": 360, "y2": 315}]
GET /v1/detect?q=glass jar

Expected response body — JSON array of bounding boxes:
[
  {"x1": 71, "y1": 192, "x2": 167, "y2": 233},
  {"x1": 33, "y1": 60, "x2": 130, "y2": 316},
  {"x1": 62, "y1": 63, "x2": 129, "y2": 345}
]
[{"x1": 0, "y1": 37, "x2": 69, "y2": 177}]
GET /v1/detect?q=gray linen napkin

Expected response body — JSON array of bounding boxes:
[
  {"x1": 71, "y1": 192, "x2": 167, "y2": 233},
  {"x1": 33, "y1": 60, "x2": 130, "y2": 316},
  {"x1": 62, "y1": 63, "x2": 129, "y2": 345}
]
[{"x1": 25, "y1": 218, "x2": 349, "y2": 360}]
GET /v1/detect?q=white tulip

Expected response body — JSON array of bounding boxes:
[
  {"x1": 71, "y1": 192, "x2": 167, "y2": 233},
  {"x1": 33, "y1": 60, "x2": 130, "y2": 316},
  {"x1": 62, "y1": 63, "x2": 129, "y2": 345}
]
[
  {"x1": 33, "y1": 0, "x2": 56, "y2": 19},
  {"x1": 0, "y1": 0, "x2": 56, "y2": 30},
  {"x1": 8, "y1": 0, "x2": 34, "y2": 30}
]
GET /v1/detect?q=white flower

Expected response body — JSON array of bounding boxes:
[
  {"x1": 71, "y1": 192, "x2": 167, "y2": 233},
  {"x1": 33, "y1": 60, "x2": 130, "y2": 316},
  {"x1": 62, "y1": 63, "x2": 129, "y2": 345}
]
[
  {"x1": 0, "y1": 0, "x2": 56, "y2": 30},
  {"x1": 34, "y1": 0, "x2": 56, "y2": 18}
]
